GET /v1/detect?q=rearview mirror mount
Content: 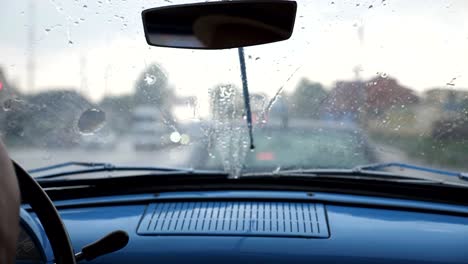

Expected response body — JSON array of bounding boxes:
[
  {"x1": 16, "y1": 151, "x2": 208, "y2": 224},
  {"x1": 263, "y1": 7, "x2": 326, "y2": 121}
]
[{"x1": 142, "y1": 1, "x2": 297, "y2": 49}]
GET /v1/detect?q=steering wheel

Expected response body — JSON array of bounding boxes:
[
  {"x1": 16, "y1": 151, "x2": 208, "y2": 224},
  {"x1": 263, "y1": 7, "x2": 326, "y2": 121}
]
[{"x1": 13, "y1": 161, "x2": 77, "y2": 264}]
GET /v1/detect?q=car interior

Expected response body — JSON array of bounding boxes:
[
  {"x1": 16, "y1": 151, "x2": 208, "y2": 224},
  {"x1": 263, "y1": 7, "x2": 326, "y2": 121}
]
[{"x1": 2, "y1": 1, "x2": 468, "y2": 264}]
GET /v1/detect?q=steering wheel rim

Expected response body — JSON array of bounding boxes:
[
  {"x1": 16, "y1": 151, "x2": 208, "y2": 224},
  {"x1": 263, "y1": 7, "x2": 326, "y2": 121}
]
[{"x1": 14, "y1": 161, "x2": 77, "y2": 264}]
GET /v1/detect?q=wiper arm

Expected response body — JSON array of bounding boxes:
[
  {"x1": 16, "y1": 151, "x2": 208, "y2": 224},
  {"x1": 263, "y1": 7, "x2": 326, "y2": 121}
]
[
  {"x1": 354, "y1": 162, "x2": 468, "y2": 181},
  {"x1": 29, "y1": 161, "x2": 197, "y2": 179},
  {"x1": 238, "y1": 47, "x2": 255, "y2": 150},
  {"x1": 29, "y1": 161, "x2": 115, "y2": 173}
]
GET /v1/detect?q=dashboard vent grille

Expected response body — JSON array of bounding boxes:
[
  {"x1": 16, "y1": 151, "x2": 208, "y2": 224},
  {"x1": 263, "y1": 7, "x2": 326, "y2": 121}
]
[{"x1": 137, "y1": 201, "x2": 329, "y2": 238}]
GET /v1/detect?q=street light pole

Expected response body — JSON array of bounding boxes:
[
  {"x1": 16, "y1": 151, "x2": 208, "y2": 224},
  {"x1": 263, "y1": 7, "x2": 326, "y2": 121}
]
[{"x1": 26, "y1": 0, "x2": 36, "y2": 93}]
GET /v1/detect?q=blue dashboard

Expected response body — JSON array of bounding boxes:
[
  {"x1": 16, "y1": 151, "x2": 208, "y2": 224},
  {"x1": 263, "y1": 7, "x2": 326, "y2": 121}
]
[{"x1": 21, "y1": 191, "x2": 468, "y2": 264}]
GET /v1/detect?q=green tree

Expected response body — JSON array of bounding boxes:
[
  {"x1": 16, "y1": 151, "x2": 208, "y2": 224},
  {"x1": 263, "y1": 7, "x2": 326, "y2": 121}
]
[{"x1": 290, "y1": 79, "x2": 327, "y2": 119}]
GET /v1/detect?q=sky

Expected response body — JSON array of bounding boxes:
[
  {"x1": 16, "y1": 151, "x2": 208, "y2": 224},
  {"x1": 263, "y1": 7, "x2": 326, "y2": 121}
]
[{"x1": 1, "y1": 0, "x2": 468, "y2": 118}]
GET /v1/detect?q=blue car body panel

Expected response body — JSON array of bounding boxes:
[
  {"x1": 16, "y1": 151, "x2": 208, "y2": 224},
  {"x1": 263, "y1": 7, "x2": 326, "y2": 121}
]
[{"x1": 24, "y1": 191, "x2": 468, "y2": 263}]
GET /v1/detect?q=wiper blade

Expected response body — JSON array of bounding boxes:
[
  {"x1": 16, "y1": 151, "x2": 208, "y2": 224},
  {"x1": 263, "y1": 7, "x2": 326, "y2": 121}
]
[
  {"x1": 242, "y1": 168, "x2": 435, "y2": 182},
  {"x1": 354, "y1": 162, "x2": 468, "y2": 181},
  {"x1": 242, "y1": 166, "x2": 468, "y2": 187},
  {"x1": 30, "y1": 161, "x2": 197, "y2": 179},
  {"x1": 30, "y1": 161, "x2": 116, "y2": 173}
]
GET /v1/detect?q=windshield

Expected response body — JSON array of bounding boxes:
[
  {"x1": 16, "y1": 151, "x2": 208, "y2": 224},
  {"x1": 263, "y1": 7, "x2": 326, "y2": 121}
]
[{"x1": 1, "y1": 0, "x2": 467, "y2": 178}]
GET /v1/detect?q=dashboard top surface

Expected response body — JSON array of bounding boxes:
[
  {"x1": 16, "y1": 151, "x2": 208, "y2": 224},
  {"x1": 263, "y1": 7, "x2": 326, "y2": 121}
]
[{"x1": 21, "y1": 190, "x2": 468, "y2": 264}]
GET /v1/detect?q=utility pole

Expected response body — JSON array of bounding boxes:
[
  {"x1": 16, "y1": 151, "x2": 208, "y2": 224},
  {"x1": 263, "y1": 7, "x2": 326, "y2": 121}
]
[
  {"x1": 80, "y1": 55, "x2": 88, "y2": 97},
  {"x1": 104, "y1": 65, "x2": 111, "y2": 97},
  {"x1": 356, "y1": 24, "x2": 368, "y2": 127},
  {"x1": 26, "y1": 0, "x2": 36, "y2": 93}
]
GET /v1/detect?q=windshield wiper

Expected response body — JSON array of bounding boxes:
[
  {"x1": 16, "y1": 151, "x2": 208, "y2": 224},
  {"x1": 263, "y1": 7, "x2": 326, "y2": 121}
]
[
  {"x1": 242, "y1": 164, "x2": 468, "y2": 186},
  {"x1": 242, "y1": 168, "x2": 436, "y2": 182},
  {"x1": 29, "y1": 161, "x2": 209, "y2": 179},
  {"x1": 238, "y1": 47, "x2": 255, "y2": 150},
  {"x1": 354, "y1": 162, "x2": 468, "y2": 180}
]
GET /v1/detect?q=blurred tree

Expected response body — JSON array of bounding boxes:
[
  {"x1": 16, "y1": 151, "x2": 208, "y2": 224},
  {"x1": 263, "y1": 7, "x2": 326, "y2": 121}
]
[
  {"x1": 134, "y1": 63, "x2": 177, "y2": 125},
  {"x1": 321, "y1": 81, "x2": 365, "y2": 123},
  {"x1": 290, "y1": 79, "x2": 327, "y2": 119},
  {"x1": 3, "y1": 90, "x2": 93, "y2": 147},
  {"x1": 365, "y1": 76, "x2": 419, "y2": 116},
  {"x1": 0, "y1": 67, "x2": 22, "y2": 132},
  {"x1": 134, "y1": 63, "x2": 174, "y2": 110},
  {"x1": 0, "y1": 67, "x2": 19, "y2": 100}
]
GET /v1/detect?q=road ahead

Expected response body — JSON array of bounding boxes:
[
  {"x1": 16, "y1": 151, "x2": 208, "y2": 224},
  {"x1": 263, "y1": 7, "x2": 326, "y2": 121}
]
[
  {"x1": 9, "y1": 138, "x2": 197, "y2": 171},
  {"x1": 8, "y1": 137, "x2": 465, "y2": 185}
]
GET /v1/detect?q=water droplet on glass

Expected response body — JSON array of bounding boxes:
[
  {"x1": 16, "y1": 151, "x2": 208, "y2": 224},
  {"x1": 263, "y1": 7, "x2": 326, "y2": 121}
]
[
  {"x1": 83, "y1": 4, "x2": 88, "y2": 8},
  {"x1": 446, "y1": 77, "x2": 456, "y2": 86},
  {"x1": 77, "y1": 108, "x2": 106, "y2": 135},
  {"x1": 144, "y1": 74, "x2": 156, "y2": 85},
  {"x1": 45, "y1": 28, "x2": 51, "y2": 33},
  {"x1": 42, "y1": 153, "x2": 52, "y2": 161},
  {"x1": 7, "y1": 120, "x2": 17, "y2": 129},
  {"x1": 368, "y1": 5, "x2": 373, "y2": 9},
  {"x1": 80, "y1": 18, "x2": 85, "y2": 21},
  {"x1": 2, "y1": 98, "x2": 25, "y2": 112},
  {"x1": 3, "y1": 101, "x2": 12, "y2": 111},
  {"x1": 380, "y1": 72, "x2": 388, "y2": 78},
  {"x1": 273, "y1": 166, "x2": 281, "y2": 175},
  {"x1": 68, "y1": 40, "x2": 73, "y2": 45}
]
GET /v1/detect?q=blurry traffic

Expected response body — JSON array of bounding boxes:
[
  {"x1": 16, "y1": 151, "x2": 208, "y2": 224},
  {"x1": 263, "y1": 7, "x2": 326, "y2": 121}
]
[{"x1": 2, "y1": 62, "x2": 467, "y2": 174}]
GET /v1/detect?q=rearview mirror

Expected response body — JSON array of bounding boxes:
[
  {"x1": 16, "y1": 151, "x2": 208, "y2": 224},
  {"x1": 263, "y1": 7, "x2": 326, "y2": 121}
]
[{"x1": 142, "y1": 1, "x2": 297, "y2": 49}]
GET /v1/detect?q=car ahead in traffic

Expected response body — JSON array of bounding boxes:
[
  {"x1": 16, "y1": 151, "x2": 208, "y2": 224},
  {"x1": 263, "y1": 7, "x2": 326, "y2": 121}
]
[
  {"x1": 131, "y1": 106, "x2": 175, "y2": 150},
  {"x1": 3, "y1": 1, "x2": 468, "y2": 264},
  {"x1": 80, "y1": 129, "x2": 117, "y2": 151}
]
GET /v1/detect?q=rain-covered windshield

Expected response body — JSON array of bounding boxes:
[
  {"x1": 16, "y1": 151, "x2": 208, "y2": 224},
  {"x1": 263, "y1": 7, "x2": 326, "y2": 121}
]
[{"x1": 1, "y1": 0, "x2": 467, "y2": 178}]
